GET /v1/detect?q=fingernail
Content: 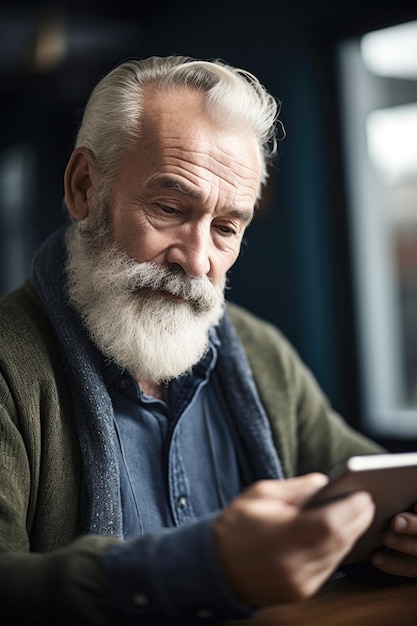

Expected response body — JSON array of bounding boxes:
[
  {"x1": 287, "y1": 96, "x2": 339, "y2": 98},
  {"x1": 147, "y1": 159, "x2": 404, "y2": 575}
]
[{"x1": 393, "y1": 515, "x2": 408, "y2": 531}]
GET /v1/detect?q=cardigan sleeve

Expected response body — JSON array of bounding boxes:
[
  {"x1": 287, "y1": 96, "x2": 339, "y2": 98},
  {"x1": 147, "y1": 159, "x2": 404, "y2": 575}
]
[{"x1": 102, "y1": 516, "x2": 254, "y2": 622}]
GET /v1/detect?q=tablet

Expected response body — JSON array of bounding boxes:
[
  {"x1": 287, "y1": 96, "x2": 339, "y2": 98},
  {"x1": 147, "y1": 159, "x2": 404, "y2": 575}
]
[{"x1": 304, "y1": 451, "x2": 417, "y2": 563}]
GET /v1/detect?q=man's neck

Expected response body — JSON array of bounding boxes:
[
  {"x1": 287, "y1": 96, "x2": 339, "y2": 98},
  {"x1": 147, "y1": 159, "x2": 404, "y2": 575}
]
[{"x1": 135, "y1": 376, "x2": 166, "y2": 401}]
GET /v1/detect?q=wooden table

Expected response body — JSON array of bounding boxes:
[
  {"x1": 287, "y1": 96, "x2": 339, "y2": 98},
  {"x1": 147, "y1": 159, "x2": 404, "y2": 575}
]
[{"x1": 227, "y1": 575, "x2": 417, "y2": 626}]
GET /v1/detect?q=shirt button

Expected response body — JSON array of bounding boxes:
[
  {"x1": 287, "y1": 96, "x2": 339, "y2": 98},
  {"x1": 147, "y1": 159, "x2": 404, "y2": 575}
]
[
  {"x1": 177, "y1": 495, "x2": 187, "y2": 509},
  {"x1": 132, "y1": 592, "x2": 149, "y2": 607},
  {"x1": 196, "y1": 608, "x2": 214, "y2": 619},
  {"x1": 119, "y1": 378, "x2": 129, "y2": 390}
]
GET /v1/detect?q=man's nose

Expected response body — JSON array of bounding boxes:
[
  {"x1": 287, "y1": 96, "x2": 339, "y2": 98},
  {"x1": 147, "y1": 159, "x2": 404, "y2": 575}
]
[{"x1": 166, "y1": 225, "x2": 211, "y2": 278}]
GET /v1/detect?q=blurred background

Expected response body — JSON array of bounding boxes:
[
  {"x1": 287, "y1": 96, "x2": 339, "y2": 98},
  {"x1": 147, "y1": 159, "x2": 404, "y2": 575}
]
[{"x1": 1, "y1": 0, "x2": 417, "y2": 450}]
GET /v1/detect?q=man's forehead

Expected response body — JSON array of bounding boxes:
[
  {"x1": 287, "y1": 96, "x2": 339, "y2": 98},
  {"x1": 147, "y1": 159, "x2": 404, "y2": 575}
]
[
  {"x1": 141, "y1": 84, "x2": 205, "y2": 127},
  {"x1": 136, "y1": 84, "x2": 262, "y2": 199}
]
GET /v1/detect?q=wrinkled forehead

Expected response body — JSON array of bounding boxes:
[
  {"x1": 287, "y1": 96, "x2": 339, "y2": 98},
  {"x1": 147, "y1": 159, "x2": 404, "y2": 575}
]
[{"x1": 138, "y1": 84, "x2": 262, "y2": 192}]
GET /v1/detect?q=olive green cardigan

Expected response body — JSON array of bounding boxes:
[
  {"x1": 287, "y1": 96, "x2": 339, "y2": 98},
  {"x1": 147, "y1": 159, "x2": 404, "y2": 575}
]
[{"x1": 0, "y1": 279, "x2": 382, "y2": 624}]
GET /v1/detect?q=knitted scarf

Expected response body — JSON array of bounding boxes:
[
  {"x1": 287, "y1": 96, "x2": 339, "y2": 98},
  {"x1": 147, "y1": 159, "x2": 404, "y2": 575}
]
[{"x1": 32, "y1": 226, "x2": 283, "y2": 538}]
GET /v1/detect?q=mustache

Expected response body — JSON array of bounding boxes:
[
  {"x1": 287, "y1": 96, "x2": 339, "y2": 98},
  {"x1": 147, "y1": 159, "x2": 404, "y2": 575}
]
[{"x1": 125, "y1": 262, "x2": 221, "y2": 313}]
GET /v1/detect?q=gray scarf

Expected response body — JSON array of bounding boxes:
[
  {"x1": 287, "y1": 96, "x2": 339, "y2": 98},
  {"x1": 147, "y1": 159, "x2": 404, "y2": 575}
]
[{"x1": 32, "y1": 226, "x2": 283, "y2": 538}]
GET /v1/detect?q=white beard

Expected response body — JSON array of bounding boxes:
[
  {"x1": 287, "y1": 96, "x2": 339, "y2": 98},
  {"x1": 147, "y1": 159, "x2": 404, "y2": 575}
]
[{"x1": 65, "y1": 222, "x2": 226, "y2": 383}]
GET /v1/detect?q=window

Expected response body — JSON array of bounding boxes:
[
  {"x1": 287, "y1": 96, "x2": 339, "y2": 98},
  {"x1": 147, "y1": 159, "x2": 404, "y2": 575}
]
[
  {"x1": 338, "y1": 20, "x2": 417, "y2": 437},
  {"x1": 0, "y1": 144, "x2": 36, "y2": 294}
]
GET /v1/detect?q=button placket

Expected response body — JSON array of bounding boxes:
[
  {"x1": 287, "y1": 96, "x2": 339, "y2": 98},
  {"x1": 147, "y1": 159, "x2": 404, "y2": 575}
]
[{"x1": 168, "y1": 427, "x2": 193, "y2": 525}]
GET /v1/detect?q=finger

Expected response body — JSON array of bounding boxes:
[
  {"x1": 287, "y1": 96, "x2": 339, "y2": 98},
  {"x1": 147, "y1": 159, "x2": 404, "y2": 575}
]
[
  {"x1": 241, "y1": 474, "x2": 329, "y2": 506},
  {"x1": 371, "y1": 550, "x2": 417, "y2": 578},
  {"x1": 290, "y1": 491, "x2": 376, "y2": 547},
  {"x1": 391, "y1": 512, "x2": 417, "y2": 534},
  {"x1": 382, "y1": 530, "x2": 417, "y2": 557},
  {"x1": 279, "y1": 473, "x2": 330, "y2": 505}
]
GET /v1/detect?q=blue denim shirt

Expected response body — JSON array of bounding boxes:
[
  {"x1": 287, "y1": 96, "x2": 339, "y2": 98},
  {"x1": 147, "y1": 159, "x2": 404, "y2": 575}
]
[{"x1": 102, "y1": 341, "x2": 256, "y2": 622}]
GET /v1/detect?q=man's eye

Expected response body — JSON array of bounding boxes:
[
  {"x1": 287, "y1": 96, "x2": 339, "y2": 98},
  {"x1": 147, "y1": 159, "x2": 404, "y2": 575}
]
[
  {"x1": 216, "y1": 224, "x2": 237, "y2": 236},
  {"x1": 159, "y1": 204, "x2": 177, "y2": 214}
]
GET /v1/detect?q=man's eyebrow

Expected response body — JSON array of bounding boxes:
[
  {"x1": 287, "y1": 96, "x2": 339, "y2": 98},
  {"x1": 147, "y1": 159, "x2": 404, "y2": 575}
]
[
  {"x1": 147, "y1": 176, "x2": 254, "y2": 222},
  {"x1": 147, "y1": 176, "x2": 202, "y2": 199}
]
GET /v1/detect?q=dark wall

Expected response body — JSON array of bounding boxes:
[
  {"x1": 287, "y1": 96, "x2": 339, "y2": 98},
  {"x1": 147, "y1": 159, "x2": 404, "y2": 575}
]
[{"x1": 1, "y1": 0, "x2": 416, "y2": 444}]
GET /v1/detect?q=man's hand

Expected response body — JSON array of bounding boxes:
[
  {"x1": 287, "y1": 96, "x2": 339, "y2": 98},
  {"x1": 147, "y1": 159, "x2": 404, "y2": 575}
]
[
  {"x1": 212, "y1": 473, "x2": 375, "y2": 607},
  {"x1": 371, "y1": 502, "x2": 417, "y2": 578}
]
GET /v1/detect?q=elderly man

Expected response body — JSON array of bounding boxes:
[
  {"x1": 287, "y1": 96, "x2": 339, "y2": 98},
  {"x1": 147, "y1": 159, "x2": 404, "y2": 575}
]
[{"x1": 1, "y1": 55, "x2": 415, "y2": 625}]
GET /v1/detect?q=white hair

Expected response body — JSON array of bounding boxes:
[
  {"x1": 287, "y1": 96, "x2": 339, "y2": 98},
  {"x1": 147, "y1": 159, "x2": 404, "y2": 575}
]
[{"x1": 74, "y1": 55, "x2": 282, "y2": 198}]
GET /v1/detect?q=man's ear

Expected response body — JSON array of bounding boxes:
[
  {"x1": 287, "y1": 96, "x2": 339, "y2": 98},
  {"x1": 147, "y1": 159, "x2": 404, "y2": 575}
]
[{"x1": 64, "y1": 148, "x2": 96, "y2": 220}]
